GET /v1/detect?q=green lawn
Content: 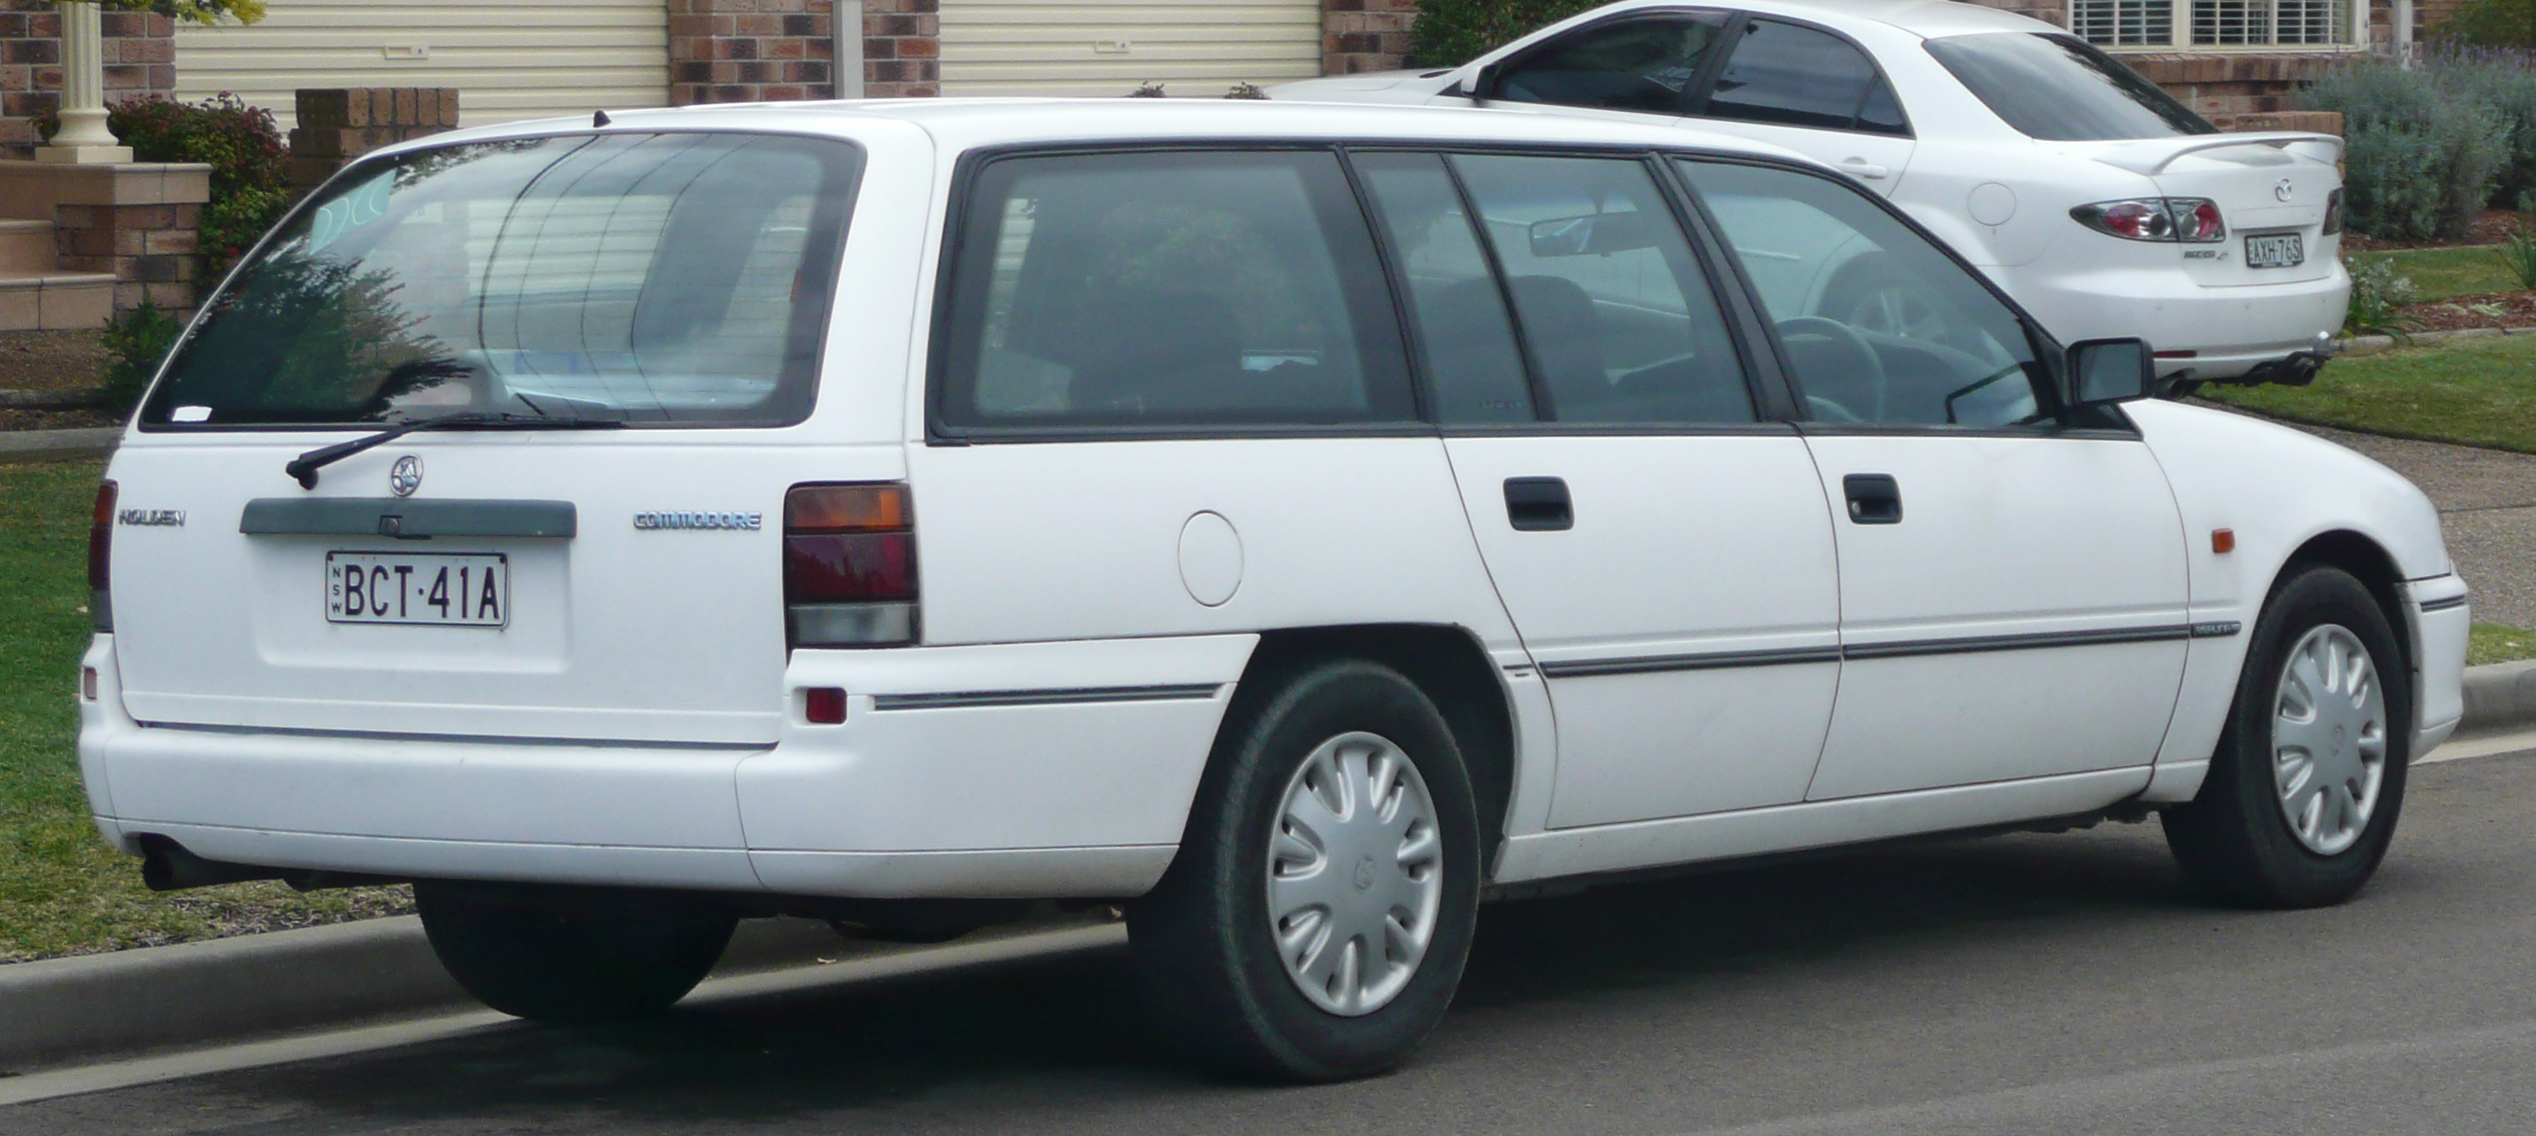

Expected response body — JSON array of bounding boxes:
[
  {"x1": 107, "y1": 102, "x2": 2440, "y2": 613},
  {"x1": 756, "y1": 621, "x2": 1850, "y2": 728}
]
[
  {"x1": 2375, "y1": 245, "x2": 2524, "y2": 304},
  {"x1": 2204, "y1": 331, "x2": 2536, "y2": 454},
  {"x1": 0, "y1": 461, "x2": 407, "y2": 963},
  {"x1": 2473, "y1": 624, "x2": 2536, "y2": 666}
]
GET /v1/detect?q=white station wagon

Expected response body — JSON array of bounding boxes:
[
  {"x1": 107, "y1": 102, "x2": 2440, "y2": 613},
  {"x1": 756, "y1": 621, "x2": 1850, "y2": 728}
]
[{"x1": 79, "y1": 99, "x2": 2466, "y2": 1081}]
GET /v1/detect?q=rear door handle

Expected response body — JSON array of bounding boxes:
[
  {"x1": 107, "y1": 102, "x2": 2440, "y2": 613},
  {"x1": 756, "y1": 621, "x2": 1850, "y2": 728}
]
[
  {"x1": 1837, "y1": 158, "x2": 1890, "y2": 180},
  {"x1": 1843, "y1": 473, "x2": 1902, "y2": 524},
  {"x1": 1503, "y1": 477, "x2": 1573, "y2": 532}
]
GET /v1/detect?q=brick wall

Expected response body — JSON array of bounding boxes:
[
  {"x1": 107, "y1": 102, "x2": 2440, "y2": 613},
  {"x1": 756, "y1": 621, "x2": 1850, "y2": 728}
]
[
  {"x1": 1325, "y1": 0, "x2": 1420, "y2": 75},
  {"x1": 0, "y1": 1, "x2": 174, "y2": 155},
  {"x1": 862, "y1": 0, "x2": 939, "y2": 98},
  {"x1": 286, "y1": 88, "x2": 461, "y2": 190},
  {"x1": 670, "y1": 0, "x2": 839, "y2": 105}
]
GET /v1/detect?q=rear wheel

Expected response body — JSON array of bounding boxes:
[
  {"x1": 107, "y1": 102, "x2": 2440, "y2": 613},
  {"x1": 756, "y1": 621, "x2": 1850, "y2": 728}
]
[
  {"x1": 415, "y1": 883, "x2": 736, "y2": 1024},
  {"x1": 1130, "y1": 660, "x2": 1480, "y2": 1081},
  {"x1": 2163, "y1": 565, "x2": 2411, "y2": 908}
]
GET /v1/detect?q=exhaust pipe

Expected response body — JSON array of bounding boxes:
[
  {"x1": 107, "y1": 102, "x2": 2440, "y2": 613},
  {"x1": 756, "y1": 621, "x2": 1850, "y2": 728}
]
[{"x1": 138, "y1": 835, "x2": 291, "y2": 892}]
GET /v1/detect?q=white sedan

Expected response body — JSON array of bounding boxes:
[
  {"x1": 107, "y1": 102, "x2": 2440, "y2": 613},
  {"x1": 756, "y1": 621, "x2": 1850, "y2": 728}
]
[{"x1": 1273, "y1": 0, "x2": 2349, "y2": 385}]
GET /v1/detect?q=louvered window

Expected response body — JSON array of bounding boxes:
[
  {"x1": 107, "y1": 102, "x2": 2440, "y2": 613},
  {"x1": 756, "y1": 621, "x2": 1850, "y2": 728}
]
[{"x1": 2071, "y1": 0, "x2": 2356, "y2": 48}]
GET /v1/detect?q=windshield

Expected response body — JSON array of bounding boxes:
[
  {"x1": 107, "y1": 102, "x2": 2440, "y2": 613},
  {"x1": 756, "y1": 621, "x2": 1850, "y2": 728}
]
[
  {"x1": 140, "y1": 132, "x2": 860, "y2": 429},
  {"x1": 1923, "y1": 33, "x2": 2214, "y2": 141}
]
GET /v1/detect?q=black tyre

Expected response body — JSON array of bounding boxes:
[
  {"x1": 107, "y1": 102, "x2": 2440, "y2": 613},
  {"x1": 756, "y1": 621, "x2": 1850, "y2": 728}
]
[
  {"x1": 414, "y1": 883, "x2": 737, "y2": 1024},
  {"x1": 1129, "y1": 659, "x2": 1481, "y2": 1082},
  {"x1": 2164, "y1": 565, "x2": 2412, "y2": 908}
]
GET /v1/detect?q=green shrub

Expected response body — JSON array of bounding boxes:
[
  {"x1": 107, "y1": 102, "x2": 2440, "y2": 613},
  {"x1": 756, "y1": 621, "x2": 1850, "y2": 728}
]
[
  {"x1": 2435, "y1": 0, "x2": 2536, "y2": 47},
  {"x1": 2342, "y1": 255, "x2": 2423, "y2": 338},
  {"x1": 99, "y1": 300, "x2": 184, "y2": 411},
  {"x1": 2497, "y1": 216, "x2": 2536, "y2": 288},
  {"x1": 1406, "y1": 0, "x2": 1601, "y2": 68},
  {"x1": 37, "y1": 93, "x2": 292, "y2": 276},
  {"x1": 2301, "y1": 57, "x2": 2509, "y2": 240}
]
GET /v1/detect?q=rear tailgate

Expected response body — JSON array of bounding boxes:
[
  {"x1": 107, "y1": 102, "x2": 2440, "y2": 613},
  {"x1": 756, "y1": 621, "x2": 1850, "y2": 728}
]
[{"x1": 107, "y1": 437, "x2": 902, "y2": 745}]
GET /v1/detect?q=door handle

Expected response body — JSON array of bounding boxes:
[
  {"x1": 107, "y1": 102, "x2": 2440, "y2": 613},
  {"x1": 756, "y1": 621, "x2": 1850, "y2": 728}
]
[
  {"x1": 1837, "y1": 158, "x2": 1890, "y2": 180},
  {"x1": 1843, "y1": 473, "x2": 1902, "y2": 524},
  {"x1": 1503, "y1": 477, "x2": 1573, "y2": 532}
]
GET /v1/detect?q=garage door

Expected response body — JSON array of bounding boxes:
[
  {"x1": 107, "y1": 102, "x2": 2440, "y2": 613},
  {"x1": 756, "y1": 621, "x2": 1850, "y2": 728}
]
[
  {"x1": 940, "y1": 0, "x2": 1324, "y2": 97},
  {"x1": 175, "y1": 0, "x2": 668, "y2": 131}
]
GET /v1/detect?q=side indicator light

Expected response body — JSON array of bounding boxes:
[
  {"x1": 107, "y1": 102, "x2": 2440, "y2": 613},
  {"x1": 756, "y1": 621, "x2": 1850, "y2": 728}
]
[
  {"x1": 2212, "y1": 528, "x2": 2235, "y2": 554},
  {"x1": 804, "y1": 687, "x2": 848, "y2": 724}
]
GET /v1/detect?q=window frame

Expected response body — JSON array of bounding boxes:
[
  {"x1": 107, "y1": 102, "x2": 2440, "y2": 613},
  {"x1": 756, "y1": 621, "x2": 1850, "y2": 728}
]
[
  {"x1": 1476, "y1": 9, "x2": 1739, "y2": 119},
  {"x1": 136, "y1": 129, "x2": 864, "y2": 434}
]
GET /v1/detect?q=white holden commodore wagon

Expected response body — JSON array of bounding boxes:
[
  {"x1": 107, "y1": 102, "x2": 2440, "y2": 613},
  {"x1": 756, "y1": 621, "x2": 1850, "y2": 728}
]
[
  {"x1": 81, "y1": 98, "x2": 2464, "y2": 1081},
  {"x1": 1271, "y1": 0, "x2": 2350, "y2": 386}
]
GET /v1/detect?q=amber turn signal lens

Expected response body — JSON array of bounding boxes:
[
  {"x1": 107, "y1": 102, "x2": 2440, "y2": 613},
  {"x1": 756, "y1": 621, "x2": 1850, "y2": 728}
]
[
  {"x1": 786, "y1": 485, "x2": 908, "y2": 533},
  {"x1": 2211, "y1": 528, "x2": 2235, "y2": 554}
]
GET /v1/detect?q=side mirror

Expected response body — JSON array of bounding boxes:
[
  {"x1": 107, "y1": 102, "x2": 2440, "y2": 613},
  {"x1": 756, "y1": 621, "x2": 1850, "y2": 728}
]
[
  {"x1": 1466, "y1": 62, "x2": 1501, "y2": 101},
  {"x1": 2066, "y1": 338, "x2": 2154, "y2": 407}
]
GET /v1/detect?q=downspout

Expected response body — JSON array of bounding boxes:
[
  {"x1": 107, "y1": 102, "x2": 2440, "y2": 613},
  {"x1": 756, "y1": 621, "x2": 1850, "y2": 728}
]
[{"x1": 834, "y1": 0, "x2": 865, "y2": 98}]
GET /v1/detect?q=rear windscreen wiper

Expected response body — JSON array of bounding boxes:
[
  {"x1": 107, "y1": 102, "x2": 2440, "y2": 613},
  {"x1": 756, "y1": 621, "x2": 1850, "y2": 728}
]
[{"x1": 285, "y1": 411, "x2": 623, "y2": 489}]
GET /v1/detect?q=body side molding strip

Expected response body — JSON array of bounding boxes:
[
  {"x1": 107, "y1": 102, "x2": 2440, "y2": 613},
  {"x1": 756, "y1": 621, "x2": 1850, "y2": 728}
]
[
  {"x1": 869, "y1": 683, "x2": 1226, "y2": 712},
  {"x1": 1532, "y1": 623, "x2": 2204, "y2": 679}
]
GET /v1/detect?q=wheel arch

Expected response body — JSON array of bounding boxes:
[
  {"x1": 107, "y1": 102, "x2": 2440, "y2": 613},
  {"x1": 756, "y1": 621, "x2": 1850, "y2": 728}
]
[
  {"x1": 1232, "y1": 624, "x2": 1518, "y2": 873},
  {"x1": 2274, "y1": 528, "x2": 2414, "y2": 683}
]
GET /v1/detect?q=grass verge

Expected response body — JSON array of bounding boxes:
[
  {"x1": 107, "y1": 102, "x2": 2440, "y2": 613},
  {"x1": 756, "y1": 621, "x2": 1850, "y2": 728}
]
[
  {"x1": 2203, "y1": 331, "x2": 2536, "y2": 454},
  {"x1": 2375, "y1": 245, "x2": 2524, "y2": 304},
  {"x1": 2472, "y1": 624, "x2": 2536, "y2": 667},
  {"x1": 0, "y1": 460, "x2": 409, "y2": 963}
]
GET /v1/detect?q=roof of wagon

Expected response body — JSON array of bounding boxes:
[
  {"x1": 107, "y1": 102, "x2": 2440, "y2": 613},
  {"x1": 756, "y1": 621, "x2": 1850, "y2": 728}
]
[{"x1": 411, "y1": 97, "x2": 1813, "y2": 166}]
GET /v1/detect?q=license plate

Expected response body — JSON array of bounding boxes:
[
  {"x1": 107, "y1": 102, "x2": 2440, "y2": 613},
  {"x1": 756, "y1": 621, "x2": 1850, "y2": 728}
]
[
  {"x1": 326, "y1": 552, "x2": 509, "y2": 627},
  {"x1": 2244, "y1": 232, "x2": 2305, "y2": 269}
]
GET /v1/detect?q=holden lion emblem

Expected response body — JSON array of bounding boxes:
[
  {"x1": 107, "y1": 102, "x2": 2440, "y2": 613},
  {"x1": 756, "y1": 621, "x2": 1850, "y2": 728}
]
[{"x1": 388, "y1": 454, "x2": 424, "y2": 497}]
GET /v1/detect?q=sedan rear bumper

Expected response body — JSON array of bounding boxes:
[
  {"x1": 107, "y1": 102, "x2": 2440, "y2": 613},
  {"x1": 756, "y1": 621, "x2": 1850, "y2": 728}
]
[{"x1": 1994, "y1": 258, "x2": 2349, "y2": 381}]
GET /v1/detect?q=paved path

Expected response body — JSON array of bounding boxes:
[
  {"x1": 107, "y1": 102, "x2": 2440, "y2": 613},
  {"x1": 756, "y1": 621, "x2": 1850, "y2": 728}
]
[
  {"x1": 2207, "y1": 408, "x2": 2536, "y2": 629},
  {"x1": 8, "y1": 744, "x2": 2534, "y2": 1135}
]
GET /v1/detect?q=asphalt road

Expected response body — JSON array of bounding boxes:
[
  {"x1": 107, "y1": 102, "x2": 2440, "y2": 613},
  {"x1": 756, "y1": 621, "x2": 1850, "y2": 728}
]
[{"x1": 9, "y1": 747, "x2": 2536, "y2": 1135}]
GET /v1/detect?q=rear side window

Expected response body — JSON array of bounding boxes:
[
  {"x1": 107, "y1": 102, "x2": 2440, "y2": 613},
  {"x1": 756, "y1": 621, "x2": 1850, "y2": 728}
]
[
  {"x1": 1491, "y1": 14, "x2": 1730, "y2": 115},
  {"x1": 1924, "y1": 33, "x2": 2214, "y2": 141},
  {"x1": 1703, "y1": 19, "x2": 1908, "y2": 137},
  {"x1": 936, "y1": 150, "x2": 1413, "y2": 431},
  {"x1": 142, "y1": 133, "x2": 859, "y2": 428}
]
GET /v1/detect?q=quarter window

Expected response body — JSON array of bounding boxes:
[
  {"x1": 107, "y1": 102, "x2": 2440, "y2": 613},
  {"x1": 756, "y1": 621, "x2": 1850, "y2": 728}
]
[
  {"x1": 1679, "y1": 160, "x2": 2048, "y2": 428},
  {"x1": 1355, "y1": 153, "x2": 1535, "y2": 424},
  {"x1": 1703, "y1": 19, "x2": 1908, "y2": 137},
  {"x1": 937, "y1": 150, "x2": 1412, "y2": 430},
  {"x1": 1454, "y1": 154, "x2": 1753, "y2": 425},
  {"x1": 1490, "y1": 15, "x2": 1730, "y2": 115}
]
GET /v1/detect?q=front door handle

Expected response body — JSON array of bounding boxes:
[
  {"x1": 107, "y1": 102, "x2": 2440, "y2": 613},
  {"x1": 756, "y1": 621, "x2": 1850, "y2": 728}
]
[
  {"x1": 1504, "y1": 477, "x2": 1573, "y2": 532},
  {"x1": 1843, "y1": 473, "x2": 1902, "y2": 524},
  {"x1": 1837, "y1": 158, "x2": 1890, "y2": 180}
]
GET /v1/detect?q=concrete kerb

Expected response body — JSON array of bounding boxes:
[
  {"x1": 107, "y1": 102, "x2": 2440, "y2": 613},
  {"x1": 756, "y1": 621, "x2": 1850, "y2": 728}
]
[
  {"x1": 2337, "y1": 324, "x2": 2536, "y2": 358},
  {"x1": 2460, "y1": 658, "x2": 2536, "y2": 738},
  {"x1": 0, "y1": 426, "x2": 117, "y2": 464}
]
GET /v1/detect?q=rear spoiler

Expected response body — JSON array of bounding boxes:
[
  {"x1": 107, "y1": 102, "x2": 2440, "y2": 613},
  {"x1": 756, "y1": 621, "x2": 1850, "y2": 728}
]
[{"x1": 2095, "y1": 132, "x2": 2346, "y2": 176}]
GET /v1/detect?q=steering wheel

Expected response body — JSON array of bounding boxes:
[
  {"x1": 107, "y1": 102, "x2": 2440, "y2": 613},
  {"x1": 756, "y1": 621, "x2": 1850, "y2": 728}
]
[{"x1": 1775, "y1": 316, "x2": 1886, "y2": 423}]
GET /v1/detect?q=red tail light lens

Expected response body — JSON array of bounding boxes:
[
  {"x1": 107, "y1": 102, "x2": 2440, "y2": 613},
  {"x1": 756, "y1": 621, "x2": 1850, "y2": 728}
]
[
  {"x1": 2071, "y1": 197, "x2": 2225, "y2": 243},
  {"x1": 88, "y1": 480, "x2": 114, "y2": 632},
  {"x1": 785, "y1": 484, "x2": 915, "y2": 648},
  {"x1": 2322, "y1": 187, "x2": 2345, "y2": 236}
]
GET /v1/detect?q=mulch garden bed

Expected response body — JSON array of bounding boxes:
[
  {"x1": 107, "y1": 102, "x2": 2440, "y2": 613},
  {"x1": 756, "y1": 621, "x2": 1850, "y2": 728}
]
[
  {"x1": 2397, "y1": 289, "x2": 2536, "y2": 332},
  {"x1": 2343, "y1": 209, "x2": 2534, "y2": 252},
  {"x1": 0, "y1": 329, "x2": 108, "y2": 392}
]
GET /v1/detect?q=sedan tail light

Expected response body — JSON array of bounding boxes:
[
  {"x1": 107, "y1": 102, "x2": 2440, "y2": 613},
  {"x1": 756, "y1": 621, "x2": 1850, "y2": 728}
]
[
  {"x1": 89, "y1": 480, "x2": 114, "y2": 632},
  {"x1": 2071, "y1": 197, "x2": 2227, "y2": 243},
  {"x1": 784, "y1": 483, "x2": 915, "y2": 648},
  {"x1": 2322, "y1": 187, "x2": 2345, "y2": 236}
]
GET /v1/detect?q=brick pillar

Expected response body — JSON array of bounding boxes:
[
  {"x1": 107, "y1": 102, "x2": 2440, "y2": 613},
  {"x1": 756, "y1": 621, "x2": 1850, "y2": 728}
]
[
  {"x1": 669, "y1": 0, "x2": 840, "y2": 105},
  {"x1": 0, "y1": 2, "x2": 175, "y2": 158},
  {"x1": 862, "y1": 0, "x2": 938, "y2": 98},
  {"x1": 285, "y1": 88, "x2": 462, "y2": 191},
  {"x1": 0, "y1": 160, "x2": 212, "y2": 313},
  {"x1": 1325, "y1": 0, "x2": 1419, "y2": 75}
]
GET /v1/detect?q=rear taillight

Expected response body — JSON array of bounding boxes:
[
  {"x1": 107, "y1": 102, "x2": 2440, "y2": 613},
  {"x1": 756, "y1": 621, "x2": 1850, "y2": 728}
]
[
  {"x1": 784, "y1": 483, "x2": 915, "y2": 648},
  {"x1": 88, "y1": 480, "x2": 114, "y2": 632},
  {"x1": 2322, "y1": 187, "x2": 2345, "y2": 236},
  {"x1": 2071, "y1": 197, "x2": 2226, "y2": 243}
]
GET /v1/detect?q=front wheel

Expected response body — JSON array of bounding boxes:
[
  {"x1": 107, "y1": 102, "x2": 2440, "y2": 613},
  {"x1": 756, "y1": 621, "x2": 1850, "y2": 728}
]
[
  {"x1": 2163, "y1": 565, "x2": 2411, "y2": 908},
  {"x1": 1129, "y1": 660, "x2": 1481, "y2": 1081}
]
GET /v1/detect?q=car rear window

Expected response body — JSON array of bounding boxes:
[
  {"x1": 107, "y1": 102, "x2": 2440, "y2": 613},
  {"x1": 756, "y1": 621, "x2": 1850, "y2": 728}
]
[
  {"x1": 1923, "y1": 32, "x2": 2214, "y2": 141},
  {"x1": 140, "y1": 132, "x2": 860, "y2": 429},
  {"x1": 933, "y1": 149, "x2": 1414, "y2": 433}
]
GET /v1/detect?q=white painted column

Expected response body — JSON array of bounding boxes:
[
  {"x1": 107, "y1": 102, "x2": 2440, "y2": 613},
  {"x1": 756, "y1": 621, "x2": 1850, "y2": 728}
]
[
  {"x1": 40, "y1": 0, "x2": 133, "y2": 164},
  {"x1": 833, "y1": 0, "x2": 865, "y2": 99}
]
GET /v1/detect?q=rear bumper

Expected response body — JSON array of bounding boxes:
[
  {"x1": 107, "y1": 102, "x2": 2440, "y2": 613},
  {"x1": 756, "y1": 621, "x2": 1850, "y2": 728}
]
[
  {"x1": 1995, "y1": 259, "x2": 2347, "y2": 381},
  {"x1": 79, "y1": 633, "x2": 1255, "y2": 899}
]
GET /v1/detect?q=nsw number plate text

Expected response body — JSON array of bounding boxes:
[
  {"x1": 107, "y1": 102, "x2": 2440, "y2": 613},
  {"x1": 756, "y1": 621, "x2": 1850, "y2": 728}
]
[
  {"x1": 2244, "y1": 233, "x2": 2305, "y2": 269},
  {"x1": 326, "y1": 552, "x2": 508, "y2": 627}
]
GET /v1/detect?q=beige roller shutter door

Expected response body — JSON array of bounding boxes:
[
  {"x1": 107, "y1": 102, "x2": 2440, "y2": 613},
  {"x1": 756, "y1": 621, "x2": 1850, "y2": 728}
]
[
  {"x1": 940, "y1": 0, "x2": 1324, "y2": 97},
  {"x1": 175, "y1": 0, "x2": 669, "y2": 131}
]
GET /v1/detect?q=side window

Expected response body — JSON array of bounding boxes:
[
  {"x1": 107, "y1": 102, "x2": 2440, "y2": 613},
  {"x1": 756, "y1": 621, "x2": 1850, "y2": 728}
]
[
  {"x1": 937, "y1": 150, "x2": 1412, "y2": 429},
  {"x1": 1453, "y1": 154, "x2": 1754, "y2": 426},
  {"x1": 1354, "y1": 153, "x2": 1534, "y2": 424},
  {"x1": 1677, "y1": 159, "x2": 2046, "y2": 428},
  {"x1": 1703, "y1": 19, "x2": 1909, "y2": 136},
  {"x1": 1492, "y1": 15, "x2": 1730, "y2": 115}
]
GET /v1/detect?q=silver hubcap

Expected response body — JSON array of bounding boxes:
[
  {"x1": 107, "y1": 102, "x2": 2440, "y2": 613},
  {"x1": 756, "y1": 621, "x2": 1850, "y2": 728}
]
[
  {"x1": 2271, "y1": 624, "x2": 2388, "y2": 856},
  {"x1": 1266, "y1": 731, "x2": 1443, "y2": 1017}
]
